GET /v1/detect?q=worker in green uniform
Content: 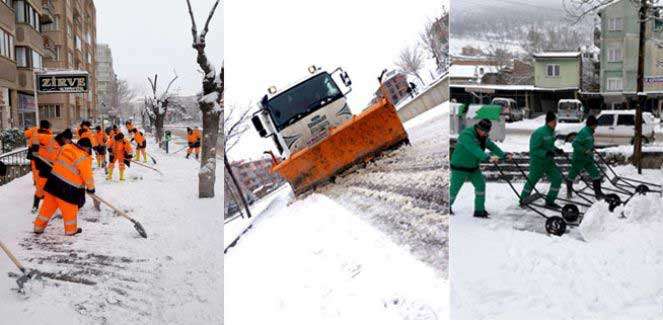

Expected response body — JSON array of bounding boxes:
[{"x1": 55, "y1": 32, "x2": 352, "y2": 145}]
[
  {"x1": 566, "y1": 115, "x2": 603, "y2": 199},
  {"x1": 450, "y1": 119, "x2": 511, "y2": 218},
  {"x1": 519, "y1": 111, "x2": 564, "y2": 208}
]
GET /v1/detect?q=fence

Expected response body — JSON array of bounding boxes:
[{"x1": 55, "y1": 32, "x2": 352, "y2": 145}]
[{"x1": 0, "y1": 148, "x2": 30, "y2": 186}]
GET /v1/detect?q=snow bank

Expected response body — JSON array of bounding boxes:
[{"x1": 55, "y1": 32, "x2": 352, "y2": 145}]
[{"x1": 225, "y1": 193, "x2": 448, "y2": 321}]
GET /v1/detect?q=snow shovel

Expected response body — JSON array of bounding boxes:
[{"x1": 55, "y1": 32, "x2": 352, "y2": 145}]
[
  {"x1": 172, "y1": 146, "x2": 189, "y2": 154},
  {"x1": 147, "y1": 153, "x2": 158, "y2": 165},
  {"x1": 131, "y1": 160, "x2": 163, "y2": 175},
  {"x1": 0, "y1": 239, "x2": 37, "y2": 293},
  {"x1": 87, "y1": 193, "x2": 148, "y2": 239}
]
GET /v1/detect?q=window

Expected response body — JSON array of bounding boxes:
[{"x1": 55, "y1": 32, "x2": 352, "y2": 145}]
[
  {"x1": 67, "y1": 24, "x2": 72, "y2": 39},
  {"x1": 86, "y1": 52, "x2": 91, "y2": 64},
  {"x1": 40, "y1": 105, "x2": 61, "y2": 119},
  {"x1": 1, "y1": 0, "x2": 13, "y2": 8},
  {"x1": 75, "y1": 35, "x2": 81, "y2": 49},
  {"x1": 15, "y1": 46, "x2": 42, "y2": 68},
  {"x1": 546, "y1": 64, "x2": 560, "y2": 77},
  {"x1": 597, "y1": 114, "x2": 614, "y2": 126},
  {"x1": 608, "y1": 47, "x2": 622, "y2": 62},
  {"x1": 43, "y1": 16, "x2": 60, "y2": 32},
  {"x1": 608, "y1": 17, "x2": 623, "y2": 31},
  {"x1": 54, "y1": 46, "x2": 61, "y2": 60},
  {"x1": 68, "y1": 51, "x2": 73, "y2": 64},
  {"x1": 607, "y1": 77, "x2": 623, "y2": 91},
  {"x1": 0, "y1": 29, "x2": 14, "y2": 60},
  {"x1": 617, "y1": 114, "x2": 635, "y2": 126},
  {"x1": 14, "y1": 1, "x2": 40, "y2": 32}
]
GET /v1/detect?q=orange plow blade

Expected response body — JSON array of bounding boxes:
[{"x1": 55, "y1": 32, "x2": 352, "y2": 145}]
[{"x1": 272, "y1": 98, "x2": 408, "y2": 195}]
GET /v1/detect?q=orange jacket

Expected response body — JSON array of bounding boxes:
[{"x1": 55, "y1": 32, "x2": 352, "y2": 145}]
[
  {"x1": 108, "y1": 137, "x2": 133, "y2": 159},
  {"x1": 95, "y1": 130, "x2": 108, "y2": 147},
  {"x1": 187, "y1": 130, "x2": 201, "y2": 144},
  {"x1": 132, "y1": 131, "x2": 145, "y2": 146},
  {"x1": 45, "y1": 143, "x2": 94, "y2": 207},
  {"x1": 78, "y1": 127, "x2": 97, "y2": 147},
  {"x1": 24, "y1": 126, "x2": 38, "y2": 145}
]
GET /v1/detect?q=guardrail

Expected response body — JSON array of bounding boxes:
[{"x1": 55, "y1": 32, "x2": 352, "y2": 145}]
[{"x1": 0, "y1": 148, "x2": 30, "y2": 186}]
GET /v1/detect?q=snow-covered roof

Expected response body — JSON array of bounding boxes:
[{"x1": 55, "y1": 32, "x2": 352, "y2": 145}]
[
  {"x1": 533, "y1": 52, "x2": 581, "y2": 59},
  {"x1": 36, "y1": 69, "x2": 89, "y2": 76},
  {"x1": 451, "y1": 84, "x2": 578, "y2": 91},
  {"x1": 449, "y1": 64, "x2": 499, "y2": 79},
  {"x1": 558, "y1": 99, "x2": 582, "y2": 103}
]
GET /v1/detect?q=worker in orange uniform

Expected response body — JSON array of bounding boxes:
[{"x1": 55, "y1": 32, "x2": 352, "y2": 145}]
[
  {"x1": 78, "y1": 121, "x2": 97, "y2": 147},
  {"x1": 28, "y1": 121, "x2": 60, "y2": 213},
  {"x1": 106, "y1": 132, "x2": 133, "y2": 181},
  {"x1": 34, "y1": 137, "x2": 95, "y2": 236},
  {"x1": 186, "y1": 127, "x2": 201, "y2": 159},
  {"x1": 94, "y1": 126, "x2": 108, "y2": 168},
  {"x1": 125, "y1": 120, "x2": 135, "y2": 134},
  {"x1": 130, "y1": 128, "x2": 148, "y2": 163},
  {"x1": 24, "y1": 124, "x2": 40, "y2": 205}
]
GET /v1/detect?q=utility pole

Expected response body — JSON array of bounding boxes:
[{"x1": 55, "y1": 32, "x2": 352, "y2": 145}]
[
  {"x1": 224, "y1": 155, "x2": 252, "y2": 219},
  {"x1": 634, "y1": 0, "x2": 648, "y2": 175}
]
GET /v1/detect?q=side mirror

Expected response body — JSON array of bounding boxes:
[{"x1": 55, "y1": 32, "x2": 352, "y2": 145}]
[
  {"x1": 252, "y1": 115, "x2": 268, "y2": 138},
  {"x1": 260, "y1": 94, "x2": 269, "y2": 110}
]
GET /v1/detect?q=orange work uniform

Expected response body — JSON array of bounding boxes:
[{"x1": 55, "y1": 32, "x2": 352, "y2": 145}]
[
  {"x1": 106, "y1": 134, "x2": 133, "y2": 181},
  {"x1": 131, "y1": 130, "x2": 147, "y2": 162},
  {"x1": 30, "y1": 129, "x2": 59, "y2": 199},
  {"x1": 94, "y1": 130, "x2": 108, "y2": 168},
  {"x1": 35, "y1": 143, "x2": 94, "y2": 235},
  {"x1": 186, "y1": 129, "x2": 202, "y2": 158},
  {"x1": 24, "y1": 127, "x2": 39, "y2": 185}
]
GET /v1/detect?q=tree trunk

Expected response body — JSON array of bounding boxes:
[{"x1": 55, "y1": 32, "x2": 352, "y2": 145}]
[
  {"x1": 198, "y1": 103, "x2": 220, "y2": 198},
  {"x1": 155, "y1": 113, "x2": 165, "y2": 145}
]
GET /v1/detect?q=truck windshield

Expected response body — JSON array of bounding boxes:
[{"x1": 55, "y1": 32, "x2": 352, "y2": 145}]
[
  {"x1": 559, "y1": 102, "x2": 580, "y2": 110},
  {"x1": 267, "y1": 73, "x2": 343, "y2": 130}
]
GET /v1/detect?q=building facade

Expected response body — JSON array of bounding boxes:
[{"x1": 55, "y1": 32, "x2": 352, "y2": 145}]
[
  {"x1": 598, "y1": 0, "x2": 663, "y2": 111},
  {"x1": 533, "y1": 52, "x2": 581, "y2": 89},
  {"x1": 95, "y1": 43, "x2": 113, "y2": 118},
  {"x1": 231, "y1": 158, "x2": 284, "y2": 198},
  {"x1": 0, "y1": 0, "x2": 97, "y2": 132}
]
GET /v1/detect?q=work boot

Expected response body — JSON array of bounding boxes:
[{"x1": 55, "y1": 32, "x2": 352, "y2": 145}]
[
  {"x1": 31, "y1": 196, "x2": 41, "y2": 213},
  {"x1": 195, "y1": 154, "x2": 199, "y2": 160},
  {"x1": 592, "y1": 179, "x2": 604, "y2": 200},
  {"x1": 106, "y1": 168, "x2": 113, "y2": 181},
  {"x1": 449, "y1": 207, "x2": 454, "y2": 215},
  {"x1": 545, "y1": 201, "x2": 561, "y2": 209},
  {"x1": 66, "y1": 228, "x2": 83, "y2": 236},
  {"x1": 566, "y1": 180, "x2": 573, "y2": 199},
  {"x1": 473, "y1": 210, "x2": 489, "y2": 218},
  {"x1": 186, "y1": 153, "x2": 190, "y2": 159},
  {"x1": 119, "y1": 169, "x2": 126, "y2": 181}
]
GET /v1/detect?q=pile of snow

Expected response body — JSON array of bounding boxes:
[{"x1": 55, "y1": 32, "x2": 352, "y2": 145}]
[
  {"x1": 451, "y1": 167, "x2": 663, "y2": 319},
  {"x1": 0, "y1": 139, "x2": 222, "y2": 324},
  {"x1": 225, "y1": 193, "x2": 447, "y2": 321}
]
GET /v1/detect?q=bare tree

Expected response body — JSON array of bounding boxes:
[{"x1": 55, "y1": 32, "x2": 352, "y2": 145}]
[
  {"x1": 224, "y1": 104, "x2": 251, "y2": 153},
  {"x1": 395, "y1": 45, "x2": 425, "y2": 84},
  {"x1": 186, "y1": 0, "x2": 223, "y2": 198},
  {"x1": 144, "y1": 72, "x2": 178, "y2": 143},
  {"x1": 419, "y1": 6, "x2": 449, "y2": 71}
]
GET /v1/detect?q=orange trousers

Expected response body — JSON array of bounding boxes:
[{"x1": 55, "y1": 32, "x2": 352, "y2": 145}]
[
  {"x1": 187, "y1": 147, "x2": 200, "y2": 155},
  {"x1": 35, "y1": 175, "x2": 47, "y2": 198},
  {"x1": 108, "y1": 156, "x2": 127, "y2": 171},
  {"x1": 34, "y1": 193, "x2": 79, "y2": 235}
]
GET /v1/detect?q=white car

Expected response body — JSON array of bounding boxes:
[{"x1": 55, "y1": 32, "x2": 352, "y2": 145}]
[
  {"x1": 557, "y1": 99, "x2": 584, "y2": 123},
  {"x1": 491, "y1": 97, "x2": 524, "y2": 122},
  {"x1": 563, "y1": 110, "x2": 655, "y2": 146}
]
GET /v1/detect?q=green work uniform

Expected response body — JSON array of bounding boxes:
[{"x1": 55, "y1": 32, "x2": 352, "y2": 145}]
[
  {"x1": 519, "y1": 124, "x2": 563, "y2": 205},
  {"x1": 450, "y1": 126, "x2": 505, "y2": 212},
  {"x1": 568, "y1": 126, "x2": 600, "y2": 180}
]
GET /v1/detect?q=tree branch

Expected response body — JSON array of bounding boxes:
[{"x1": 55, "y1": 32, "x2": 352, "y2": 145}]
[
  {"x1": 201, "y1": 0, "x2": 221, "y2": 39},
  {"x1": 185, "y1": 0, "x2": 198, "y2": 43}
]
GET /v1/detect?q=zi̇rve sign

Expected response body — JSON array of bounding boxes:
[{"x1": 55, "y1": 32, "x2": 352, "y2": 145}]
[{"x1": 37, "y1": 73, "x2": 89, "y2": 93}]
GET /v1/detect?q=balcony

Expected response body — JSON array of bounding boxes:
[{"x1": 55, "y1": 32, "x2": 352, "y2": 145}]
[
  {"x1": 40, "y1": 0, "x2": 55, "y2": 24},
  {"x1": 42, "y1": 35, "x2": 58, "y2": 61}
]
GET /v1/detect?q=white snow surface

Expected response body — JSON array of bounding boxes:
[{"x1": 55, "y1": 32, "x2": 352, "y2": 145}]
[
  {"x1": 451, "y1": 165, "x2": 663, "y2": 319},
  {"x1": 0, "y1": 139, "x2": 223, "y2": 324}
]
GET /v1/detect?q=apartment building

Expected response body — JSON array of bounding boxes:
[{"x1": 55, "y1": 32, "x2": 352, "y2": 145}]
[
  {"x1": 95, "y1": 43, "x2": 114, "y2": 117},
  {"x1": 0, "y1": 0, "x2": 97, "y2": 132}
]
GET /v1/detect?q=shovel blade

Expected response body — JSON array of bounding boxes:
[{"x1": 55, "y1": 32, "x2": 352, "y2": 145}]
[{"x1": 133, "y1": 221, "x2": 148, "y2": 239}]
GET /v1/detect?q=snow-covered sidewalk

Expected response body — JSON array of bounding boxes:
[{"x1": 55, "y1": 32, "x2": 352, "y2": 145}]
[
  {"x1": 450, "y1": 165, "x2": 663, "y2": 319},
  {"x1": 0, "y1": 139, "x2": 222, "y2": 324}
]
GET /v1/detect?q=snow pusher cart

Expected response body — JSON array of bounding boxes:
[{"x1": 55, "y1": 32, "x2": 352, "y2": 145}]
[
  {"x1": 493, "y1": 157, "x2": 592, "y2": 236},
  {"x1": 251, "y1": 66, "x2": 409, "y2": 195},
  {"x1": 593, "y1": 149, "x2": 662, "y2": 197}
]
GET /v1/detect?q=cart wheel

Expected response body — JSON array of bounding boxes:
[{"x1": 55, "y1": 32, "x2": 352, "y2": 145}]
[
  {"x1": 635, "y1": 184, "x2": 649, "y2": 195},
  {"x1": 561, "y1": 204, "x2": 580, "y2": 223},
  {"x1": 605, "y1": 193, "x2": 621, "y2": 212},
  {"x1": 545, "y1": 216, "x2": 567, "y2": 236}
]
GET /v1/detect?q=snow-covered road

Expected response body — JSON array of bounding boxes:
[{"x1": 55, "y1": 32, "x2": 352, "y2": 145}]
[
  {"x1": 224, "y1": 103, "x2": 449, "y2": 321},
  {"x1": 451, "y1": 165, "x2": 663, "y2": 319},
  {"x1": 0, "y1": 139, "x2": 223, "y2": 324}
]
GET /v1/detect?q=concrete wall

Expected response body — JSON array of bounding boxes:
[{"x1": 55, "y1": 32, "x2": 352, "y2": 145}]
[
  {"x1": 534, "y1": 58, "x2": 580, "y2": 88},
  {"x1": 397, "y1": 75, "x2": 449, "y2": 122}
]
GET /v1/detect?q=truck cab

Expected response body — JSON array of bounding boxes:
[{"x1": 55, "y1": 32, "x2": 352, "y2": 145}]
[
  {"x1": 557, "y1": 99, "x2": 584, "y2": 123},
  {"x1": 251, "y1": 66, "x2": 353, "y2": 159}
]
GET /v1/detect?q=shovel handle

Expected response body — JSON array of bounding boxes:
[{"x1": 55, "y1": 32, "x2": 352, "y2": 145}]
[
  {"x1": 0, "y1": 240, "x2": 26, "y2": 273},
  {"x1": 87, "y1": 193, "x2": 134, "y2": 222}
]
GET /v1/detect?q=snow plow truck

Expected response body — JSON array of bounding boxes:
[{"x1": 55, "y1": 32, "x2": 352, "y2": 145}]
[{"x1": 251, "y1": 66, "x2": 409, "y2": 195}]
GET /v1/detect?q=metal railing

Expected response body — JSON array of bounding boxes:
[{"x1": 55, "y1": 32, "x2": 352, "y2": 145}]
[{"x1": 0, "y1": 148, "x2": 30, "y2": 186}]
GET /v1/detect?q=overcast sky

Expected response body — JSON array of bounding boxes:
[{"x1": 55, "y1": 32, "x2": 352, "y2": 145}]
[
  {"x1": 95, "y1": 0, "x2": 224, "y2": 97},
  {"x1": 226, "y1": 0, "x2": 446, "y2": 161}
]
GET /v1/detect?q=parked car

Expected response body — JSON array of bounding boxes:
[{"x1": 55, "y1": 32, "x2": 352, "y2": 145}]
[
  {"x1": 557, "y1": 99, "x2": 584, "y2": 123},
  {"x1": 491, "y1": 97, "x2": 524, "y2": 122},
  {"x1": 563, "y1": 110, "x2": 655, "y2": 146}
]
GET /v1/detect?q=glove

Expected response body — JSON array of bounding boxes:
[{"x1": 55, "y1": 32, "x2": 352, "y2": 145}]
[
  {"x1": 124, "y1": 159, "x2": 131, "y2": 167},
  {"x1": 126, "y1": 154, "x2": 133, "y2": 160},
  {"x1": 86, "y1": 188, "x2": 95, "y2": 194},
  {"x1": 554, "y1": 148, "x2": 564, "y2": 155},
  {"x1": 506, "y1": 153, "x2": 514, "y2": 161},
  {"x1": 489, "y1": 156, "x2": 500, "y2": 163}
]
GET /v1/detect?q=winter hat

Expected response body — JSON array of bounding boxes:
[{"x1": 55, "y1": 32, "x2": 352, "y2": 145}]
[
  {"x1": 56, "y1": 128, "x2": 73, "y2": 141},
  {"x1": 40, "y1": 120, "x2": 51, "y2": 129},
  {"x1": 115, "y1": 133, "x2": 124, "y2": 141},
  {"x1": 546, "y1": 111, "x2": 557, "y2": 123},
  {"x1": 476, "y1": 119, "x2": 492, "y2": 132},
  {"x1": 586, "y1": 115, "x2": 598, "y2": 127}
]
